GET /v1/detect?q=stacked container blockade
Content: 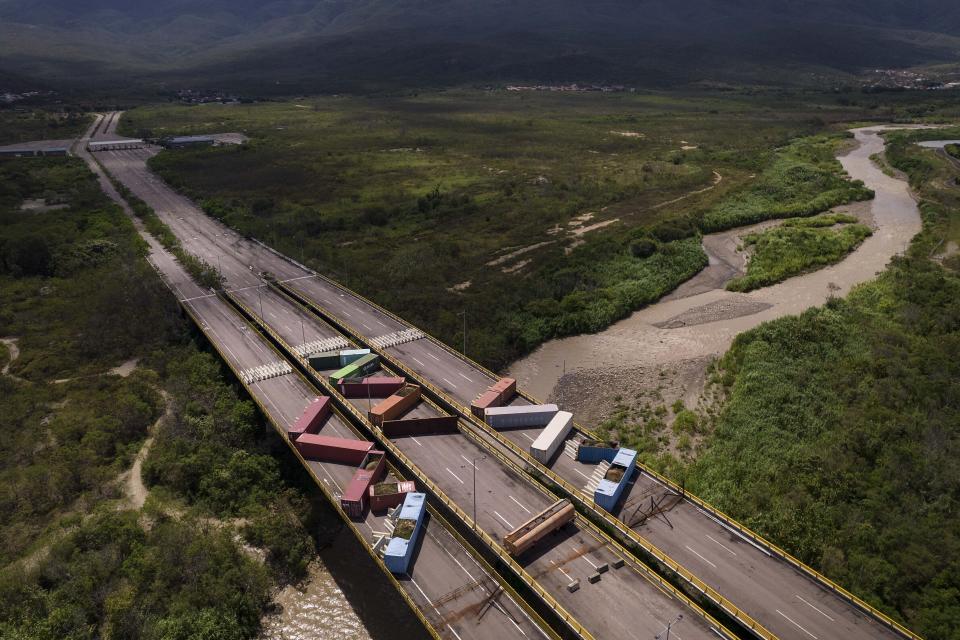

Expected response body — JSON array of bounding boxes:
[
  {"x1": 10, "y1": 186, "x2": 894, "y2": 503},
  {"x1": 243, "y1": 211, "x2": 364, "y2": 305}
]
[
  {"x1": 308, "y1": 351, "x2": 342, "y2": 370},
  {"x1": 530, "y1": 410, "x2": 574, "y2": 463},
  {"x1": 369, "y1": 384, "x2": 422, "y2": 426},
  {"x1": 329, "y1": 353, "x2": 380, "y2": 384},
  {"x1": 594, "y1": 448, "x2": 638, "y2": 512},
  {"x1": 470, "y1": 377, "x2": 517, "y2": 418},
  {"x1": 342, "y1": 450, "x2": 387, "y2": 518},
  {"x1": 576, "y1": 438, "x2": 621, "y2": 464},
  {"x1": 384, "y1": 492, "x2": 427, "y2": 574},
  {"x1": 484, "y1": 403, "x2": 558, "y2": 430},
  {"x1": 370, "y1": 480, "x2": 416, "y2": 512},
  {"x1": 338, "y1": 349, "x2": 371, "y2": 366},
  {"x1": 504, "y1": 499, "x2": 576, "y2": 556},
  {"x1": 288, "y1": 397, "x2": 332, "y2": 440},
  {"x1": 295, "y1": 434, "x2": 374, "y2": 465}
]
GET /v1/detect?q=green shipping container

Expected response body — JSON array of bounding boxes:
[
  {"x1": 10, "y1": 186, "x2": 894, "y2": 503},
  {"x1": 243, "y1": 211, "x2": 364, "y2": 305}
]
[
  {"x1": 309, "y1": 351, "x2": 342, "y2": 371},
  {"x1": 330, "y1": 353, "x2": 380, "y2": 383}
]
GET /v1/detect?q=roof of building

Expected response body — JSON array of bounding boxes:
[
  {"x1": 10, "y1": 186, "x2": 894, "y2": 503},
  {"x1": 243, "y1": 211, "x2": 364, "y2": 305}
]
[{"x1": 167, "y1": 135, "x2": 215, "y2": 144}]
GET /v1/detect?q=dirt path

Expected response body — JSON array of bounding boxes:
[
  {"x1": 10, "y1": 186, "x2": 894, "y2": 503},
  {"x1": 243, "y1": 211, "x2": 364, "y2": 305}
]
[
  {"x1": 510, "y1": 126, "x2": 930, "y2": 412},
  {"x1": 120, "y1": 389, "x2": 169, "y2": 510},
  {"x1": 1, "y1": 337, "x2": 19, "y2": 376}
]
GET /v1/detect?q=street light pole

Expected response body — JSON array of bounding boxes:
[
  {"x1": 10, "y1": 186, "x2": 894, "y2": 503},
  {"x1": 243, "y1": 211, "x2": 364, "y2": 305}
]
[
  {"x1": 459, "y1": 310, "x2": 467, "y2": 356},
  {"x1": 258, "y1": 285, "x2": 264, "y2": 320},
  {"x1": 300, "y1": 318, "x2": 306, "y2": 346},
  {"x1": 654, "y1": 614, "x2": 683, "y2": 640}
]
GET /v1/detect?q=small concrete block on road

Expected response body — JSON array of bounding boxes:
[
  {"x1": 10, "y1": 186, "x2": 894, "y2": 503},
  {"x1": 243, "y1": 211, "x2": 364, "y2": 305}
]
[
  {"x1": 567, "y1": 580, "x2": 580, "y2": 593},
  {"x1": 588, "y1": 573, "x2": 601, "y2": 584},
  {"x1": 597, "y1": 563, "x2": 609, "y2": 574},
  {"x1": 612, "y1": 558, "x2": 625, "y2": 569}
]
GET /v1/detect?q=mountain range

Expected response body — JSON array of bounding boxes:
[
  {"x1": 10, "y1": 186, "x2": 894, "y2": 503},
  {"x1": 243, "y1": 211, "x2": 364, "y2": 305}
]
[{"x1": 2, "y1": 0, "x2": 959, "y2": 92}]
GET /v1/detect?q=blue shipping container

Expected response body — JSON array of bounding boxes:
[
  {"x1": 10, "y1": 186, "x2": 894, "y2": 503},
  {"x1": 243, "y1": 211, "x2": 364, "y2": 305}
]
[
  {"x1": 384, "y1": 492, "x2": 426, "y2": 574},
  {"x1": 576, "y1": 443, "x2": 620, "y2": 464},
  {"x1": 339, "y1": 349, "x2": 371, "y2": 367},
  {"x1": 593, "y1": 448, "x2": 637, "y2": 512}
]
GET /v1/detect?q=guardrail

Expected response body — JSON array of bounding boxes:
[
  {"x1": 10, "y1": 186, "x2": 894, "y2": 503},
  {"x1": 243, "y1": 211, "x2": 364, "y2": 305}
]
[
  {"x1": 259, "y1": 285, "x2": 741, "y2": 640},
  {"x1": 275, "y1": 275, "x2": 922, "y2": 640},
  {"x1": 225, "y1": 289, "x2": 595, "y2": 640},
  {"x1": 178, "y1": 299, "x2": 444, "y2": 640}
]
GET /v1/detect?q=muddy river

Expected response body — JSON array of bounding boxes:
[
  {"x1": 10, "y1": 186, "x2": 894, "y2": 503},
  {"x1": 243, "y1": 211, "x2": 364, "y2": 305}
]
[{"x1": 510, "y1": 126, "x2": 927, "y2": 401}]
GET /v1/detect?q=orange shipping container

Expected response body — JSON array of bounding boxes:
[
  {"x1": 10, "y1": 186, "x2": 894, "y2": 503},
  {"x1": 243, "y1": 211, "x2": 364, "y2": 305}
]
[{"x1": 368, "y1": 384, "x2": 421, "y2": 426}]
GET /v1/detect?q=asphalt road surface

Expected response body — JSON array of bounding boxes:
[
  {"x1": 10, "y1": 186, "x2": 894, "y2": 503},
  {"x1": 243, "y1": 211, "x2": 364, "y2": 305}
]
[
  {"x1": 91, "y1": 111, "x2": 911, "y2": 640},
  {"x1": 77, "y1": 116, "x2": 550, "y2": 640}
]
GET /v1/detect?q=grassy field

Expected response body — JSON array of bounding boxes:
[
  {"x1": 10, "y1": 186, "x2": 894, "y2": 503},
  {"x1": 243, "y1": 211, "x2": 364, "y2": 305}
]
[
  {"x1": 120, "y1": 90, "x2": 885, "y2": 368},
  {"x1": 0, "y1": 109, "x2": 90, "y2": 146},
  {"x1": 726, "y1": 215, "x2": 872, "y2": 292}
]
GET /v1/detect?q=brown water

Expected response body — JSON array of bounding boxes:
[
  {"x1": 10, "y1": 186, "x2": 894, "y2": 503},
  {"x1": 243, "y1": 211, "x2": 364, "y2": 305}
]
[
  {"x1": 510, "y1": 126, "x2": 928, "y2": 400},
  {"x1": 260, "y1": 561, "x2": 373, "y2": 640}
]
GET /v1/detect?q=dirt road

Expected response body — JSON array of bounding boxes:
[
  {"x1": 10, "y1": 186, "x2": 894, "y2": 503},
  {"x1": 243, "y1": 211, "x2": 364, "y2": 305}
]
[{"x1": 510, "y1": 126, "x2": 926, "y2": 406}]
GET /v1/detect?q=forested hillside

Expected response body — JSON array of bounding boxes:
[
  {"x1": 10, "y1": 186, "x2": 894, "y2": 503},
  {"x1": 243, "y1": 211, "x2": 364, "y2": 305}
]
[{"x1": 2, "y1": 0, "x2": 960, "y2": 90}]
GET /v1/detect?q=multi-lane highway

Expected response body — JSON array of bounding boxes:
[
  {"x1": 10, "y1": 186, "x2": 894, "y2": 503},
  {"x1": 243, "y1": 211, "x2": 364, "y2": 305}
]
[
  {"x1": 88, "y1": 111, "x2": 919, "y2": 640},
  {"x1": 77, "y1": 114, "x2": 554, "y2": 640}
]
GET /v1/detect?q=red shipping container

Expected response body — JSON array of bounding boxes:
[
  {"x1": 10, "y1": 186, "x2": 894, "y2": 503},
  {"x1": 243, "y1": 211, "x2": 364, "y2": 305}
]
[
  {"x1": 369, "y1": 384, "x2": 421, "y2": 426},
  {"x1": 471, "y1": 390, "x2": 500, "y2": 419},
  {"x1": 338, "y1": 376, "x2": 405, "y2": 398},
  {"x1": 369, "y1": 480, "x2": 416, "y2": 512},
  {"x1": 491, "y1": 377, "x2": 517, "y2": 403},
  {"x1": 294, "y1": 434, "x2": 373, "y2": 464},
  {"x1": 288, "y1": 397, "x2": 332, "y2": 440},
  {"x1": 341, "y1": 451, "x2": 386, "y2": 518}
]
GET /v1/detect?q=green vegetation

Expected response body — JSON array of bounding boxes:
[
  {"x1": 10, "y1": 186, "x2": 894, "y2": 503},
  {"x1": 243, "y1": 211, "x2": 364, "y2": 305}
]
[
  {"x1": 0, "y1": 109, "x2": 90, "y2": 146},
  {"x1": 120, "y1": 92, "x2": 878, "y2": 367},
  {"x1": 0, "y1": 155, "x2": 382, "y2": 637},
  {"x1": 946, "y1": 143, "x2": 959, "y2": 159},
  {"x1": 0, "y1": 511, "x2": 272, "y2": 640},
  {"x1": 682, "y1": 128, "x2": 960, "y2": 639},
  {"x1": 781, "y1": 212, "x2": 860, "y2": 227},
  {"x1": 700, "y1": 134, "x2": 873, "y2": 232},
  {"x1": 726, "y1": 218, "x2": 872, "y2": 292},
  {"x1": 98, "y1": 165, "x2": 223, "y2": 290}
]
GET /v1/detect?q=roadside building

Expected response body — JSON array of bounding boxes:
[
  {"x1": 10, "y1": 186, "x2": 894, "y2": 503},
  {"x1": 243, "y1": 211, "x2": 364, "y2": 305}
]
[
  {"x1": 162, "y1": 135, "x2": 215, "y2": 149},
  {"x1": 0, "y1": 146, "x2": 70, "y2": 159}
]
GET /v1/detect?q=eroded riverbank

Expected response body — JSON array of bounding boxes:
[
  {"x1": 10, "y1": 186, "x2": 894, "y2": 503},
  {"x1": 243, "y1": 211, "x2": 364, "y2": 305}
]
[{"x1": 510, "y1": 126, "x2": 926, "y2": 411}]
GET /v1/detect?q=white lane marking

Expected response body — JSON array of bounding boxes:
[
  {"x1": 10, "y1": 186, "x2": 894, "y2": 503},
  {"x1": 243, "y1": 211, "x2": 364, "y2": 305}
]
[
  {"x1": 706, "y1": 534, "x2": 737, "y2": 556},
  {"x1": 412, "y1": 357, "x2": 426, "y2": 368},
  {"x1": 509, "y1": 496, "x2": 531, "y2": 514},
  {"x1": 582, "y1": 554, "x2": 598, "y2": 569},
  {"x1": 684, "y1": 545, "x2": 717, "y2": 569},
  {"x1": 796, "y1": 595, "x2": 835, "y2": 621},
  {"x1": 574, "y1": 468, "x2": 591, "y2": 480},
  {"x1": 428, "y1": 353, "x2": 441, "y2": 361},
  {"x1": 458, "y1": 372, "x2": 473, "y2": 382},
  {"x1": 448, "y1": 625, "x2": 464, "y2": 640},
  {"x1": 493, "y1": 511, "x2": 514, "y2": 529},
  {"x1": 411, "y1": 437, "x2": 423, "y2": 446},
  {"x1": 442, "y1": 377, "x2": 458, "y2": 389},
  {"x1": 446, "y1": 467, "x2": 464, "y2": 484},
  {"x1": 550, "y1": 560, "x2": 572, "y2": 580},
  {"x1": 343, "y1": 311, "x2": 352, "y2": 317},
  {"x1": 521, "y1": 433, "x2": 535, "y2": 442},
  {"x1": 279, "y1": 274, "x2": 317, "y2": 283},
  {"x1": 361, "y1": 322, "x2": 372, "y2": 331},
  {"x1": 776, "y1": 610, "x2": 818, "y2": 639},
  {"x1": 460, "y1": 455, "x2": 477, "y2": 467}
]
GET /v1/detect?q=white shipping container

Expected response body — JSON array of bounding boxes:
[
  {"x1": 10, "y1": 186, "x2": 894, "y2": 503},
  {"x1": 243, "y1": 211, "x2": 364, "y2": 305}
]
[
  {"x1": 484, "y1": 404, "x2": 559, "y2": 429},
  {"x1": 530, "y1": 411, "x2": 574, "y2": 463}
]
